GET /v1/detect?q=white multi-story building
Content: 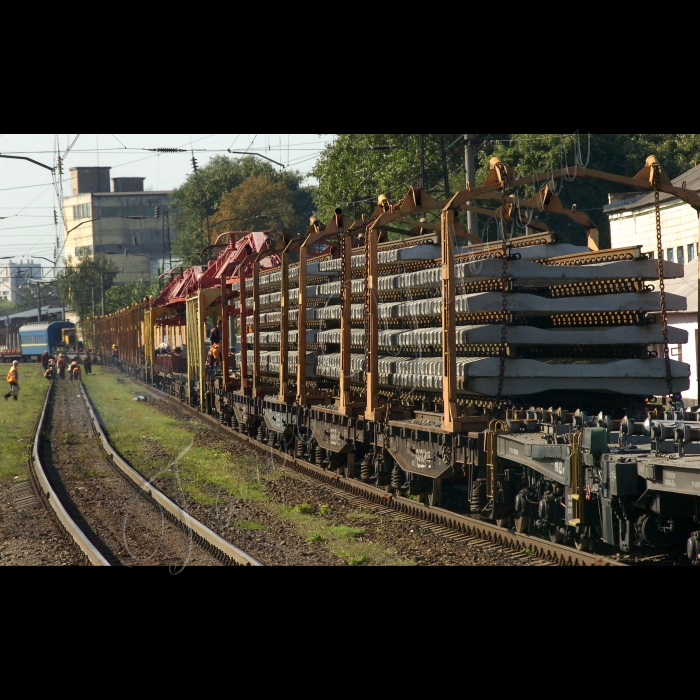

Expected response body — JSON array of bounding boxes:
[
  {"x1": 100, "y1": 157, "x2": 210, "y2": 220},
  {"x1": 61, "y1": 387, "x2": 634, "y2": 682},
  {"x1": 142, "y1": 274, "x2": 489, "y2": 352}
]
[
  {"x1": 606, "y1": 163, "x2": 700, "y2": 403},
  {"x1": 605, "y1": 163, "x2": 700, "y2": 263},
  {"x1": 0, "y1": 259, "x2": 42, "y2": 303},
  {"x1": 61, "y1": 167, "x2": 177, "y2": 284}
]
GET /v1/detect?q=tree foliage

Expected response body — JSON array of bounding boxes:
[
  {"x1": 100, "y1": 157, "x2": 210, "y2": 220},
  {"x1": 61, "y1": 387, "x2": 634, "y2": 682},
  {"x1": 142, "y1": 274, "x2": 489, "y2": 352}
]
[
  {"x1": 56, "y1": 254, "x2": 120, "y2": 323},
  {"x1": 105, "y1": 278, "x2": 160, "y2": 315},
  {"x1": 171, "y1": 155, "x2": 315, "y2": 265},
  {"x1": 311, "y1": 134, "x2": 470, "y2": 224},
  {"x1": 312, "y1": 134, "x2": 700, "y2": 248}
]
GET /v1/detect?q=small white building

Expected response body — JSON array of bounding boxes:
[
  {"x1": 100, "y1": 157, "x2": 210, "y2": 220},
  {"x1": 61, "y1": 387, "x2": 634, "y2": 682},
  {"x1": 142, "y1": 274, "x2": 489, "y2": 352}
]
[
  {"x1": 606, "y1": 163, "x2": 700, "y2": 404},
  {"x1": 0, "y1": 259, "x2": 42, "y2": 303},
  {"x1": 656, "y1": 267, "x2": 698, "y2": 404}
]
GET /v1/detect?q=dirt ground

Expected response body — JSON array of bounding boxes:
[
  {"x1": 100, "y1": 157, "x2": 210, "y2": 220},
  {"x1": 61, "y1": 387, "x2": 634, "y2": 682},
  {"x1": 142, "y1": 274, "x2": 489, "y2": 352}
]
[{"x1": 132, "y1": 393, "x2": 527, "y2": 567}]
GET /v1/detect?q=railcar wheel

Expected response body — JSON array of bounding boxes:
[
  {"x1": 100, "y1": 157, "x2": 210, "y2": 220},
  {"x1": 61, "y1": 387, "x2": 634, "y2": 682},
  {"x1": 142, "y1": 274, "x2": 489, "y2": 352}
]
[
  {"x1": 574, "y1": 533, "x2": 593, "y2": 552},
  {"x1": 496, "y1": 515, "x2": 512, "y2": 529},
  {"x1": 549, "y1": 526, "x2": 566, "y2": 544}
]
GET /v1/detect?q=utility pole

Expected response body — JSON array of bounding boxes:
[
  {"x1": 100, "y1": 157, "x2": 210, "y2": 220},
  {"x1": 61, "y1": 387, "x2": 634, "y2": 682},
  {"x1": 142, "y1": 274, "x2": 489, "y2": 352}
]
[
  {"x1": 36, "y1": 282, "x2": 41, "y2": 323},
  {"x1": 100, "y1": 271, "x2": 106, "y2": 316},
  {"x1": 419, "y1": 134, "x2": 425, "y2": 190},
  {"x1": 91, "y1": 278, "x2": 96, "y2": 318},
  {"x1": 440, "y1": 134, "x2": 450, "y2": 199},
  {"x1": 165, "y1": 210, "x2": 171, "y2": 269},
  {"x1": 464, "y1": 134, "x2": 478, "y2": 240}
]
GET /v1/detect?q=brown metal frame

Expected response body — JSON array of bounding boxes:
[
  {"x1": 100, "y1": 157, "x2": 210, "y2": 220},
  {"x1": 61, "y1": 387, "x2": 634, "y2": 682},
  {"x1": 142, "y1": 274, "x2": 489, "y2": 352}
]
[{"x1": 441, "y1": 155, "x2": 700, "y2": 433}]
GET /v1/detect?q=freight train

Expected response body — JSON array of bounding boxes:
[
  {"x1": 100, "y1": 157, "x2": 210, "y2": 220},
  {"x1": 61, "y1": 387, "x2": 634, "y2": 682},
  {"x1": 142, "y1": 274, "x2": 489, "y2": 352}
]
[{"x1": 92, "y1": 156, "x2": 700, "y2": 563}]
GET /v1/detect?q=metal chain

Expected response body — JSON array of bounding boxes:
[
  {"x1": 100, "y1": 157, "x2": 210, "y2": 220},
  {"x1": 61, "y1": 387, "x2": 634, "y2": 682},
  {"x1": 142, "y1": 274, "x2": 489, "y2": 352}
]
[
  {"x1": 653, "y1": 166, "x2": 674, "y2": 399},
  {"x1": 363, "y1": 227, "x2": 370, "y2": 383},
  {"x1": 496, "y1": 166, "x2": 510, "y2": 406}
]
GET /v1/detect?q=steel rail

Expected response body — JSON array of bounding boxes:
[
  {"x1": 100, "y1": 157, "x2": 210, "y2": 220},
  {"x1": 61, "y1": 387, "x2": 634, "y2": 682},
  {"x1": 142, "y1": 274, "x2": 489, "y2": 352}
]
[
  {"x1": 123, "y1": 368, "x2": 624, "y2": 567},
  {"x1": 78, "y1": 383, "x2": 262, "y2": 567},
  {"x1": 29, "y1": 383, "x2": 111, "y2": 566}
]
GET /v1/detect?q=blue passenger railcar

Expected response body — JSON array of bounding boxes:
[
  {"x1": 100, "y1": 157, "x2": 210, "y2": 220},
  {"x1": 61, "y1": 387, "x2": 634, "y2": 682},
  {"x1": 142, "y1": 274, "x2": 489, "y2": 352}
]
[{"x1": 19, "y1": 321, "x2": 75, "y2": 359}]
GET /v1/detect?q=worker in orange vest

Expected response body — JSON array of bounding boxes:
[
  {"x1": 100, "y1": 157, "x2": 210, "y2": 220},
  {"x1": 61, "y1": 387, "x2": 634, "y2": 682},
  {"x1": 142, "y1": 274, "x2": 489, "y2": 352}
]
[
  {"x1": 44, "y1": 360, "x2": 55, "y2": 381},
  {"x1": 4, "y1": 360, "x2": 20, "y2": 401},
  {"x1": 69, "y1": 360, "x2": 81, "y2": 381},
  {"x1": 57, "y1": 354, "x2": 66, "y2": 380}
]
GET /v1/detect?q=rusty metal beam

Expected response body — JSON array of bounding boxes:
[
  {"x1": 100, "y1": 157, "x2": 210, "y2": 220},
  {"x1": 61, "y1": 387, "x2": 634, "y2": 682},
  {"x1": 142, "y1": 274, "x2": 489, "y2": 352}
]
[
  {"x1": 363, "y1": 225, "x2": 383, "y2": 421},
  {"x1": 441, "y1": 209, "x2": 460, "y2": 432}
]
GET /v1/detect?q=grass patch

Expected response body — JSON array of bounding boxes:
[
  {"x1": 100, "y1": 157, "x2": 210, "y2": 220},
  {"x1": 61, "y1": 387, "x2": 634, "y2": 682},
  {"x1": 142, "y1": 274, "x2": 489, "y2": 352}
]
[
  {"x1": 347, "y1": 508, "x2": 378, "y2": 521},
  {"x1": 275, "y1": 504, "x2": 413, "y2": 566},
  {"x1": 0, "y1": 364, "x2": 48, "y2": 483},
  {"x1": 293, "y1": 503, "x2": 313, "y2": 515},
  {"x1": 329, "y1": 525, "x2": 365, "y2": 540},
  {"x1": 83, "y1": 365, "x2": 279, "y2": 506},
  {"x1": 319, "y1": 504, "x2": 331, "y2": 516},
  {"x1": 61, "y1": 432, "x2": 81, "y2": 445},
  {"x1": 348, "y1": 554, "x2": 368, "y2": 566}
]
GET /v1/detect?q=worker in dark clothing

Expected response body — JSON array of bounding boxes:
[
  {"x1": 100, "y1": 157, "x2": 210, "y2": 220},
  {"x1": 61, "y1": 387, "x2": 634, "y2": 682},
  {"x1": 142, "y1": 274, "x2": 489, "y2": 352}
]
[
  {"x1": 41, "y1": 351, "x2": 49, "y2": 370},
  {"x1": 57, "y1": 354, "x2": 66, "y2": 380},
  {"x1": 84, "y1": 350, "x2": 92, "y2": 375},
  {"x1": 210, "y1": 319, "x2": 222, "y2": 346}
]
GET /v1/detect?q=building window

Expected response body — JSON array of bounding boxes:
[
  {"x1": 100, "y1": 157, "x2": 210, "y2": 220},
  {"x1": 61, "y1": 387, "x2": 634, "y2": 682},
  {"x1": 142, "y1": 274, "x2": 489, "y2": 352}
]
[
  {"x1": 677, "y1": 246, "x2": 685, "y2": 265},
  {"x1": 72, "y1": 203, "x2": 91, "y2": 220},
  {"x1": 75, "y1": 246, "x2": 93, "y2": 257},
  {"x1": 667, "y1": 248, "x2": 674, "y2": 262},
  {"x1": 689, "y1": 243, "x2": 695, "y2": 263}
]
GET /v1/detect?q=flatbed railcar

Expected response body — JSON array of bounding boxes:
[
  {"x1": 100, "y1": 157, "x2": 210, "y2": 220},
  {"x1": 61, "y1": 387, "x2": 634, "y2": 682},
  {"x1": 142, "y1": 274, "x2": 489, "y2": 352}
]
[{"x1": 92, "y1": 156, "x2": 700, "y2": 563}]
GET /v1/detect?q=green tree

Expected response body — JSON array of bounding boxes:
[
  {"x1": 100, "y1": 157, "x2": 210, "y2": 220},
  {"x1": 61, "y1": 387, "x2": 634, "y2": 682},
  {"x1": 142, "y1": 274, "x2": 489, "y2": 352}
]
[
  {"x1": 209, "y1": 174, "x2": 298, "y2": 237},
  {"x1": 57, "y1": 254, "x2": 120, "y2": 331},
  {"x1": 171, "y1": 154, "x2": 314, "y2": 265},
  {"x1": 104, "y1": 278, "x2": 160, "y2": 314},
  {"x1": 313, "y1": 134, "x2": 700, "y2": 248},
  {"x1": 485, "y1": 134, "x2": 700, "y2": 246},
  {"x1": 312, "y1": 134, "x2": 472, "y2": 224}
]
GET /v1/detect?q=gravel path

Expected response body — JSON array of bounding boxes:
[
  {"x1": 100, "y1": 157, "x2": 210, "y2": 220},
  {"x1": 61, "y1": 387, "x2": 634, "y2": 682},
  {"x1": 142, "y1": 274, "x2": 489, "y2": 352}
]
[{"x1": 0, "y1": 479, "x2": 86, "y2": 566}]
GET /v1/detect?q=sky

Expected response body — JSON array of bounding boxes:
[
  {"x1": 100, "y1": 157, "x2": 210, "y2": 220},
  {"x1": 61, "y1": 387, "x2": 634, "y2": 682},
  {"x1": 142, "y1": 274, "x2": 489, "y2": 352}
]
[{"x1": 0, "y1": 134, "x2": 334, "y2": 268}]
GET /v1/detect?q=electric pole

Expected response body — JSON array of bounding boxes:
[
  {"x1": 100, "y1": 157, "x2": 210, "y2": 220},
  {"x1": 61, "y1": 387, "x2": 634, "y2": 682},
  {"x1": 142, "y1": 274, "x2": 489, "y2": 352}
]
[
  {"x1": 100, "y1": 271, "x2": 106, "y2": 316},
  {"x1": 464, "y1": 134, "x2": 478, "y2": 240},
  {"x1": 440, "y1": 134, "x2": 450, "y2": 199},
  {"x1": 419, "y1": 134, "x2": 425, "y2": 190},
  {"x1": 36, "y1": 282, "x2": 41, "y2": 323},
  {"x1": 165, "y1": 210, "x2": 171, "y2": 270},
  {"x1": 91, "y1": 278, "x2": 96, "y2": 318}
]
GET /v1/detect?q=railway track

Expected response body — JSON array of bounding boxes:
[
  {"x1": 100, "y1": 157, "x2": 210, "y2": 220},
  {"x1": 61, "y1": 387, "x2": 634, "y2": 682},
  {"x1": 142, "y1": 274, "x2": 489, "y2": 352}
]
[
  {"x1": 28, "y1": 380, "x2": 261, "y2": 567},
  {"x1": 121, "y1": 368, "x2": 624, "y2": 567}
]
